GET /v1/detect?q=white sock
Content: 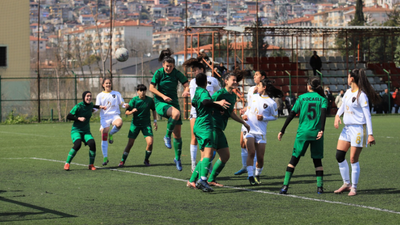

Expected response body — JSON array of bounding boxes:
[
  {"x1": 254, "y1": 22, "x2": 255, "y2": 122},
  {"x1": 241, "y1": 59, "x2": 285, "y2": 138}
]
[
  {"x1": 247, "y1": 166, "x2": 254, "y2": 177},
  {"x1": 101, "y1": 140, "x2": 108, "y2": 157},
  {"x1": 253, "y1": 154, "x2": 257, "y2": 168},
  {"x1": 255, "y1": 167, "x2": 263, "y2": 176},
  {"x1": 338, "y1": 159, "x2": 350, "y2": 184},
  {"x1": 351, "y1": 162, "x2": 360, "y2": 189},
  {"x1": 109, "y1": 125, "x2": 120, "y2": 135},
  {"x1": 241, "y1": 148, "x2": 248, "y2": 169},
  {"x1": 190, "y1": 145, "x2": 197, "y2": 164}
]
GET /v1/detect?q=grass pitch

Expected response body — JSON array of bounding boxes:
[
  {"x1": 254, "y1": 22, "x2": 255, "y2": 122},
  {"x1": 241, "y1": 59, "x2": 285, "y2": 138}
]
[{"x1": 1, "y1": 115, "x2": 400, "y2": 224}]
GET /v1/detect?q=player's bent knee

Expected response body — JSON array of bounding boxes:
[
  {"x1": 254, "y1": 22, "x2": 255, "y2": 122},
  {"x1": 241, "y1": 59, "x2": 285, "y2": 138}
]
[
  {"x1": 289, "y1": 156, "x2": 300, "y2": 167},
  {"x1": 336, "y1": 150, "x2": 346, "y2": 163},
  {"x1": 313, "y1": 158, "x2": 322, "y2": 168},
  {"x1": 72, "y1": 140, "x2": 82, "y2": 151},
  {"x1": 102, "y1": 133, "x2": 108, "y2": 141},
  {"x1": 87, "y1": 139, "x2": 96, "y2": 151}
]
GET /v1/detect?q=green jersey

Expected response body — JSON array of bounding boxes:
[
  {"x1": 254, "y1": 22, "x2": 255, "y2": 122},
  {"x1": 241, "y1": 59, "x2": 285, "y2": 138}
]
[
  {"x1": 70, "y1": 102, "x2": 94, "y2": 133},
  {"x1": 292, "y1": 92, "x2": 328, "y2": 140},
  {"x1": 212, "y1": 88, "x2": 237, "y2": 131},
  {"x1": 151, "y1": 67, "x2": 188, "y2": 107},
  {"x1": 127, "y1": 96, "x2": 155, "y2": 127},
  {"x1": 192, "y1": 87, "x2": 214, "y2": 129}
]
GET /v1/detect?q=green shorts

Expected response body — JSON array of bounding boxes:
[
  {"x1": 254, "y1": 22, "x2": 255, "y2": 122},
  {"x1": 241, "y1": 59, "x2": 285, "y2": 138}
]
[
  {"x1": 71, "y1": 132, "x2": 94, "y2": 145},
  {"x1": 292, "y1": 136, "x2": 324, "y2": 159},
  {"x1": 155, "y1": 102, "x2": 182, "y2": 125},
  {"x1": 194, "y1": 126, "x2": 216, "y2": 150},
  {"x1": 128, "y1": 123, "x2": 153, "y2": 139},
  {"x1": 214, "y1": 128, "x2": 229, "y2": 150}
]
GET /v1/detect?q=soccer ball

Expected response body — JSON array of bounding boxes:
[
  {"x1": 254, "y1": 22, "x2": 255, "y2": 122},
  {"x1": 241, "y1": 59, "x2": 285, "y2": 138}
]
[{"x1": 115, "y1": 48, "x2": 129, "y2": 62}]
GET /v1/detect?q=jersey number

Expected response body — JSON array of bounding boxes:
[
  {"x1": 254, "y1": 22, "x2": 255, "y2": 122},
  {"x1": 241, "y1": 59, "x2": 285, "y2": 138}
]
[{"x1": 307, "y1": 103, "x2": 317, "y2": 120}]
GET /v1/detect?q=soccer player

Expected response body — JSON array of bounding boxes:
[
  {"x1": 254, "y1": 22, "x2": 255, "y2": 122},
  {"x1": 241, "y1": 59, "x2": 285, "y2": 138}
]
[
  {"x1": 118, "y1": 84, "x2": 158, "y2": 167},
  {"x1": 333, "y1": 69, "x2": 380, "y2": 196},
  {"x1": 203, "y1": 71, "x2": 250, "y2": 188},
  {"x1": 187, "y1": 73, "x2": 231, "y2": 192},
  {"x1": 242, "y1": 79, "x2": 282, "y2": 185},
  {"x1": 184, "y1": 56, "x2": 221, "y2": 172},
  {"x1": 96, "y1": 78, "x2": 129, "y2": 166},
  {"x1": 277, "y1": 77, "x2": 327, "y2": 194},
  {"x1": 149, "y1": 49, "x2": 190, "y2": 171},
  {"x1": 235, "y1": 71, "x2": 266, "y2": 176},
  {"x1": 64, "y1": 91, "x2": 106, "y2": 171}
]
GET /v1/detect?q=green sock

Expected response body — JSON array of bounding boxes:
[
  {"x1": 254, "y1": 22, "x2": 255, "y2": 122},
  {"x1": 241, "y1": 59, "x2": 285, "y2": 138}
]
[
  {"x1": 200, "y1": 158, "x2": 211, "y2": 179},
  {"x1": 145, "y1": 150, "x2": 152, "y2": 160},
  {"x1": 121, "y1": 152, "x2": 129, "y2": 162},
  {"x1": 166, "y1": 117, "x2": 177, "y2": 137},
  {"x1": 316, "y1": 170, "x2": 323, "y2": 187},
  {"x1": 283, "y1": 167, "x2": 295, "y2": 186},
  {"x1": 66, "y1": 148, "x2": 77, "y2": 164},
  {"x1": 208, "y1": 159, "x2": 225, "y2": 182},
  {"x1": 89, "y1": 150, "x2": 96, "y2": 164},
  {"x1": 190, "y1": 161, "x2": 201, "y2": 182},
  {"x1": 173, "y1": 138, "x2": 182, "y2": 161}
]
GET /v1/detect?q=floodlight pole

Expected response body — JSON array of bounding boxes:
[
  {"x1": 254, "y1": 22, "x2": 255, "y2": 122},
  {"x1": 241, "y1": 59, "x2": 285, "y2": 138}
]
[
  {"x1": 109, "y1": 0, "x2": 113, "y2": 79},
  {"x1": 37, "y1": 0, "x2": 41, "y2": 122}
]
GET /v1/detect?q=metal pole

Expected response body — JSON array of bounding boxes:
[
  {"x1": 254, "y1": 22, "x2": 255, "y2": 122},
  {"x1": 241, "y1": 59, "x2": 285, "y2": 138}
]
[
  {"x1": 0, "y1": 76, "x2": 2, "y2": 123},
  {"x1": 110, "y1": 0, "x2": 113, "y2": 79},
  {"x1": 51, "y1": 109, "x2": 53, "y2": 122},
  {"x1": 384, "y1": 69, "x2": 391, "y2": 113},
  {"x1": 184, "y1": 0, "x2": 188, "y2": 119},
  {"x1": 72, "y1": 71, "x2": 77, "y2": 105},
  {"x1": 37, "y1": 0, "x2": 41, "y2": 123},
  {"x1": 256, "y1": 0, "x2": 259, "y2": 70}
]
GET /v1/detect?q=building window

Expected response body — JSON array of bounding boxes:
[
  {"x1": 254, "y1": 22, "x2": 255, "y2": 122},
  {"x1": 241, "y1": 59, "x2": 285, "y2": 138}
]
[{"x1": 0, "y1": 46, "x2": 6, "y2": 67}]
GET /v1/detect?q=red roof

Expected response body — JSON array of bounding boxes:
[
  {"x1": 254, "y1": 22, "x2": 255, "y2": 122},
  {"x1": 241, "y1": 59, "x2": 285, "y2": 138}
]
[{"x1": 30, "y1": 36, "x2": 47, "y2": 41}]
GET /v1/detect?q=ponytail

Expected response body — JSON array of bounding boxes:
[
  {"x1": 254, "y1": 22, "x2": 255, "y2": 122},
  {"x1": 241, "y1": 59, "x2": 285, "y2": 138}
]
[
  {"x1": 350, "y1": 69, "x2": 381, "y2": 105},
  {"x1": 308, "y1": 76, "x2": 324, "y2": 97},
  {"x1": 158, "y1": 48, "x2": 175, "y2": 64},
  {"x1": 260, "y1": 79, "x2": 283, "y2": 98}
]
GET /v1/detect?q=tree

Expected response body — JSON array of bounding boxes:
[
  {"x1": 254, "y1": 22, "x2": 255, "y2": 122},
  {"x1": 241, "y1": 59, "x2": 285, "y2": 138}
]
[
  {"x1": 349, "y1": 0, "x2": 365, "y2": 26},
  {"x1": 252, "y1": 20, "x2": 268, "y2": 58}
]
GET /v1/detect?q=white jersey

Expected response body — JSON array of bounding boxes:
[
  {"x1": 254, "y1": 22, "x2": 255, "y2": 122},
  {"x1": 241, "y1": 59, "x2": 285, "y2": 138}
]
[
  {"x1": 96, "y1": 91, "x2": 125, "y2": 118},
  {"x1": 241, "y1": 86, "x2": 257, "y2": 132},
  {"x1": 189, "y1": 76, "x2": 221, "y2": 115},
  {"x1": 244, "y1": 94, "x2": 278, "y2": 136}
]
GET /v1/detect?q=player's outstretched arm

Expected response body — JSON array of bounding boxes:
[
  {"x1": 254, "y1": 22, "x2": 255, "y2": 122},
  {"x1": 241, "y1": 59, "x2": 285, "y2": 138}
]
[{"x1": 230, "y1": 111, "x2": 250, "y2": 132}]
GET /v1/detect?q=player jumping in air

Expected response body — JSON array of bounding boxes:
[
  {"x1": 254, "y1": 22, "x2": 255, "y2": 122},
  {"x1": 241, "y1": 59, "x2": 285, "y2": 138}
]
[{"x1": 278, "y1": 77, "x2": 327, "y2": 194}]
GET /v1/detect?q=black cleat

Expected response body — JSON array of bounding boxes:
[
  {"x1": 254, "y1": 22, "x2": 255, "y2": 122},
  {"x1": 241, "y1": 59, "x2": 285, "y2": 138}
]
[
  {"x1": 279, "y1": 185, "x2": 288, "y2": 194},
  {"x1": 255, "y1": 176, "x2": 261, "y2": 184},
  {"x1": 249, "y1": 176, "x2": 257, "y2": 186},
  {"x1": 317, "y1": 186, "x2": 324, "y2": 194}
]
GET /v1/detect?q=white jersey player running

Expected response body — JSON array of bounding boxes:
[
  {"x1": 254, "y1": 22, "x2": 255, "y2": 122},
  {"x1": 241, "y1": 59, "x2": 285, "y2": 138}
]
[
  {"x1": 96, "y1": 78, "x2": 128, "y2": 166},
  {"x1": 235, "y1": 71, "x2": 266, "y2": 176},
  {"x1": 334, "y1": 69, "x2": 379, "y2": 196},
  {"x1": 242, "y1": 79, "x2": 282, "y2": 185}
]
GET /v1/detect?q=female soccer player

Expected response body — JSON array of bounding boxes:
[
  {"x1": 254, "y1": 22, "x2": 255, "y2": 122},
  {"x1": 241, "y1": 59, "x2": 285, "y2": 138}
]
[
  {"x1": 235, "y1": 71, "x2": 266, "y2": 176},
  {"x1": 184, "y1": 56, "x2": 221, "y2": 172},
  {"x1": 187, "y1": 73, "x2": 230, "y2": 192},
  {"x1": 118, "y1": 84, "x2": 158, "y2": 167},
  {"x1": 277, "y1": 77, "x2": 327, "y2": 194},
  {"x1": 149, "y1": 49, "x2": 190, "y2": 171},
  {"x1": 96, "y1": 78, "x2": 128, "y2": 166},
  {"x1": 64, "y1": 91, "x2": 106, "y2": 171},
  {"x1": 202, "y1": 71, "x2": 250, "y2": 188},
  {"x1": 333, "y1": 69, "x2": 379, "y2": 196},
  {"x1": 242, "y1": 79, "x2": 282, "y2": 185}
]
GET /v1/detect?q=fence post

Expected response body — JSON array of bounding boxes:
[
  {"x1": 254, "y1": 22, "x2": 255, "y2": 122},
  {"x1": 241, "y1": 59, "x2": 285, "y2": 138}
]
[
  {"x1": 0, "y1": 75, "x2": 2, "y2": 123},
  {"x1": 383, "y1": 69, "x2": 391, "y2": 113},
  {"x1": 50, "y1": 109, "x2": 53, "y2": 122},
  {"x1": 72, "y1": 71, "x2": 77, "y2": 105},
  {"x1": 285, "y1": 70, "x2": 292, "y2": 96}
]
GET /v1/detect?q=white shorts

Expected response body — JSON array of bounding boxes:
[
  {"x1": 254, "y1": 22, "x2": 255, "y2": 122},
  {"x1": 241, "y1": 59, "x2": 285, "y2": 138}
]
[
  {"x1": 100, "y1": 115, "x2": 122, "y2": 130},
  {"x1": 190, "y1": 106, "x2": 197, "y2": 119},
  {"x1": 245, "y1": 133, "x2": 266, "y2": 144},
  {"x1": 339, "y1": 124, "x2": 367, "y2": 147}
]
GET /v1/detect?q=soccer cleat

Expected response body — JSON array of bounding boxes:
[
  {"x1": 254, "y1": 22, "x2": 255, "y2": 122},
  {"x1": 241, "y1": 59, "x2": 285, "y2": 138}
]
[
  {"x1": 118, "y1": 161, "x2": 124, "y2": 167},
  {"x1": 334, "y1": 183, "x2": 351, "y2": 194},
  {"x1": 108, "y1": 134, "x2": 114, "y2": 144},
  {"x1": 249, "y1": 176, "x2": 257, "y2": 186},
  {"x1": 317, "y1": 187, "x2": 324, "y2": 194},
  {"x1": 64, "y1": 163, "x2": 70, "y2": 171},
  {"x1": 234, "y1": 168, "x2": 247, "y2": 175},
  {"x1": 348, "y1": 188, "x2": 357, "y2": 196},
  {"x1": 279, "y1": 185, "x2": 289, "y2": 194},
  {"x1": 144, "y1": 159, "x2": 151, "y2": 166},
  {"x1": 102, "y1": 157, "x2": 109, "y2": 166},
  {"x1": 174, "y1": 158, "x2": 182, "y2": 171},
  {"x1": 163, "y1": 136, "x2": 172, "y2": 149},
  {"x1": 186, "y1": 181, "x2": 197, "y2": 189},
  {"x1": 255, "y1": 176, "x2": 261, "y2": 184},
  {"x1": 208, "y1": 180, "x2": 224, "y2": 187},
  {"x1": 88, "y1": 164, "x2": 96, "y2": 170},
  {"x1": 196, "y1": 179, "x2": 214, "y2": 192}
]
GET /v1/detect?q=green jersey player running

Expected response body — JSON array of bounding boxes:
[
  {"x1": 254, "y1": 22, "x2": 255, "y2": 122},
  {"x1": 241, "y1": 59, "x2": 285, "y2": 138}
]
[
  {"x1": 118, "y1": 84, "x2": 158, "y2": 167},
  {"x1": 149, "y1": 49, "x2": 190, "y2": 171},
  {"x1": 277, "y1": 77, "x2": 327, "y2": 194},
  {"x1": 64, "y1": 91, "x2": 106, "y2": 171}
]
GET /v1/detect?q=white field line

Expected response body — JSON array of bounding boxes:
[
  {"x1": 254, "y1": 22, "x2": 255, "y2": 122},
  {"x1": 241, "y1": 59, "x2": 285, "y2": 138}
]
[{"x1": 2, "y1": 157, "x2": 400, "y2": 215}]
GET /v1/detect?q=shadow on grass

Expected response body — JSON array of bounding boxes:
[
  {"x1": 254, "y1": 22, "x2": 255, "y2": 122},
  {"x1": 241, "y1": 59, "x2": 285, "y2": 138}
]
[{"x1": 0, "y1": 190, "x2": 76, "y2": 222}]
